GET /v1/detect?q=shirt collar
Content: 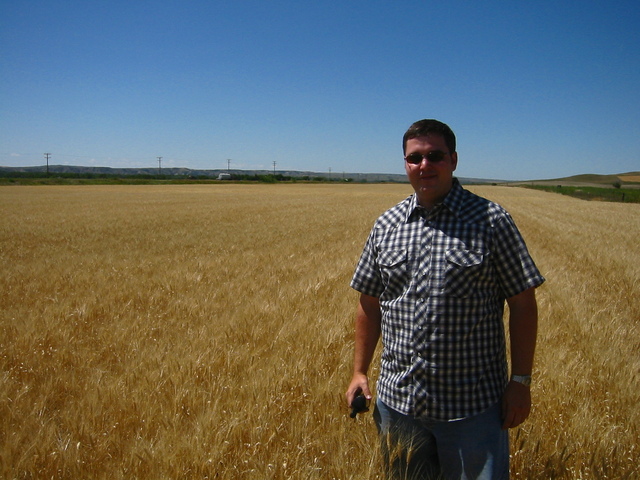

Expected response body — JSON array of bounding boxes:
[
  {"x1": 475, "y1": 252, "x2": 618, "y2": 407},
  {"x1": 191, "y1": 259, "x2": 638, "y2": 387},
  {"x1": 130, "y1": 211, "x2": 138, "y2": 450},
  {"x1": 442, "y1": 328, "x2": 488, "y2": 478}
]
[{"x1": 406, "y1": 177, "x2": 464, "y2": 222}]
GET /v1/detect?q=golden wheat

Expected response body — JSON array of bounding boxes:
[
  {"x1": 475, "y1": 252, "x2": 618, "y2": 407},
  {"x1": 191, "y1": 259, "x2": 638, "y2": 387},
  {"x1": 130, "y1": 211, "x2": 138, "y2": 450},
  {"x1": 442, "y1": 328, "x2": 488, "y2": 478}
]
[{"x1": 1, "y1": 184, "x2": 638, "y2": 479}]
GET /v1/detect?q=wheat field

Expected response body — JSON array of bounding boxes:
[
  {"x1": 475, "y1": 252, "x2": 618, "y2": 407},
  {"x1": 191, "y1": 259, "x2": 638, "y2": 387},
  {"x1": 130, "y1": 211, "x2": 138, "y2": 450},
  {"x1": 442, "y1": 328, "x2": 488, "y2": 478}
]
[{"x1": 1, "y1": 184, "x2": 638, "y2": 479}]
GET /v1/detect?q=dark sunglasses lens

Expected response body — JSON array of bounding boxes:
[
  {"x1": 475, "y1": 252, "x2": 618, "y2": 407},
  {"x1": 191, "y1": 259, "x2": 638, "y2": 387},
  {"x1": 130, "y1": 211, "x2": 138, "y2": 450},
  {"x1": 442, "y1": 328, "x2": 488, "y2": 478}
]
[
  {"x1": 427, "y1": 151, "x2": 446, "y2": 162},
  {"x1": 405, "y1": 153, "x2": 423, "y2": 164}
]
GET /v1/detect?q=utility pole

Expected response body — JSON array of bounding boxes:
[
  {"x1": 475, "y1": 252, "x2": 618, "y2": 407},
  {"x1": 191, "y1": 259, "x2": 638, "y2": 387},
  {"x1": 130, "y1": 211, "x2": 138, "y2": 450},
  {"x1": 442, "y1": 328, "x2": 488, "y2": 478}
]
[
  {"x1": 157, "y1": 157, "x2": 162, "y2": 176},
  {"x1": 273, "y1": 161, "x2": 276, "y2": 175},
  {"x1": 227, "y1": 159, "x2": 231, "y2": 172},
  {"x1": 44, "y1": 153, "x2": 51, "y2": 175}
]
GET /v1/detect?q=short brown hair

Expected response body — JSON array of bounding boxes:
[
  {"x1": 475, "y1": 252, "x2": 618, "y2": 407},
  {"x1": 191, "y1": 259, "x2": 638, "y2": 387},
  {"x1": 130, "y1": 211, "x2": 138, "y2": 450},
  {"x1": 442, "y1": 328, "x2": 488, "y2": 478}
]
[{"x1": 403, "y1": 119, "x2": 456, "y2": 154}]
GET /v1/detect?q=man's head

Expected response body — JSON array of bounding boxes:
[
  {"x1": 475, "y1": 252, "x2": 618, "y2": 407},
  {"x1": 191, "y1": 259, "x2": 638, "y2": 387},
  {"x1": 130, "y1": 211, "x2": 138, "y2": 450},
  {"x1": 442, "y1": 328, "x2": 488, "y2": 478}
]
[{"x1": 403, "y1": 119, "x2": 458, "y2": 209}]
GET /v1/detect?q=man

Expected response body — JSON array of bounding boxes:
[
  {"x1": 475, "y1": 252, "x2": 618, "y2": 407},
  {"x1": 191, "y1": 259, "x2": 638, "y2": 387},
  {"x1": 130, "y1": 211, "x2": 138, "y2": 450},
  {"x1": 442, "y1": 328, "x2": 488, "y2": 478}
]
[{"x1": 345, "y1": 119, "x2": 544, "y2": 479}]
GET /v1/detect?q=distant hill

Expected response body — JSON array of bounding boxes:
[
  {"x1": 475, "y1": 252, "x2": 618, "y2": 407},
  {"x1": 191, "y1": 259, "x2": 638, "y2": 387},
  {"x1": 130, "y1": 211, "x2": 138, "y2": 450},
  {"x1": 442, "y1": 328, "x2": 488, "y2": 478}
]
[
  {"x1": 0, "y1": 164, "x2": 407, "y2": 182},
  {"x1": 0, "y1": 164, "x2": 499, "y2": 185},
  {"x1": 512, "y1": 171, "x2": 640, "y2": 188}
]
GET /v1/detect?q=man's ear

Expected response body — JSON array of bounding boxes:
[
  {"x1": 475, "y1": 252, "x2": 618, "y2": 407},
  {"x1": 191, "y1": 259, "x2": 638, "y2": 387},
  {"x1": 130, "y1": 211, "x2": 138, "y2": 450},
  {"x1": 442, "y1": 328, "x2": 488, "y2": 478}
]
[{"x1": 450, "y1": 152, "x2": 458, "y2": 171}]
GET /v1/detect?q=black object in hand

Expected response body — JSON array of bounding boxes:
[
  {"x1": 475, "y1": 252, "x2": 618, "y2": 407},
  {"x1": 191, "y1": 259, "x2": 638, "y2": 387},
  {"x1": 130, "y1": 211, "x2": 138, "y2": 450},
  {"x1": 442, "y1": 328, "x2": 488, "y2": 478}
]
[{"x1": 350, "y1": 394, "x2": 369, "y2": 418}]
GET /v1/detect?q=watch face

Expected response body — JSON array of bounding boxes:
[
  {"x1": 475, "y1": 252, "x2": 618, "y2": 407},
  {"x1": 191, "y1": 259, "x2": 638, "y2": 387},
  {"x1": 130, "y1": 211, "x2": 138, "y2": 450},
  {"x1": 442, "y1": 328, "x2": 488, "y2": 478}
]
[{"x1": 512, "y1": 375, "x2": 531, "y2": 386}]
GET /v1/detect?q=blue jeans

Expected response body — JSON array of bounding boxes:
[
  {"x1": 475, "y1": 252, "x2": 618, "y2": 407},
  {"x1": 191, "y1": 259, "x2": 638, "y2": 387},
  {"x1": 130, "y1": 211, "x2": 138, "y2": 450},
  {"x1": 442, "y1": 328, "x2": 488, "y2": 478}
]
[{"x1": 374, "y1": 399, "x2": 509, "y2": 480}]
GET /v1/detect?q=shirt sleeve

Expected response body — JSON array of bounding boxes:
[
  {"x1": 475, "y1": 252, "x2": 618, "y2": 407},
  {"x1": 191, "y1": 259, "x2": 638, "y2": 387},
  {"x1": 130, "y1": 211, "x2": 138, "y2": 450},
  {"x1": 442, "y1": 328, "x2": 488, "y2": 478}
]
[
  {"x1": 350, "y1": 228, "x2": 385, "y2": 297},
  {"x1": 492, "y1": 212, "x2": 545, "y2": 298}
]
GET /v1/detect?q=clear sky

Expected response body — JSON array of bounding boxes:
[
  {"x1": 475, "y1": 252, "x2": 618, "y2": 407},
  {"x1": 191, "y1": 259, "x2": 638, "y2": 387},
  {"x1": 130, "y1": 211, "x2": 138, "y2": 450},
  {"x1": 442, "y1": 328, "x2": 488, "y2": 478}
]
[{"x1": 1, "y1": 1, "x2": 639, "y2": 180}]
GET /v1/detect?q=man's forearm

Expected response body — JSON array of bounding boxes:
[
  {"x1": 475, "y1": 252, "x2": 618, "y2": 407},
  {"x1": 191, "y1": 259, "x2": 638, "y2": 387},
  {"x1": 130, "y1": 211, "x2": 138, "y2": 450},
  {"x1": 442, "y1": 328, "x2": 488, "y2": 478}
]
[
  {"x1": 345, "y1": 294, "x2": 382, "y2": 405},
  {"x1": 510, "y1": 313, "x2": 537, "y2": 376},
  {"x1": 353, "y1": 294, "x2": 382, "y2": 376},
  {"x1": 507, "y1": 288, "x2": 538, "y2": 375}
]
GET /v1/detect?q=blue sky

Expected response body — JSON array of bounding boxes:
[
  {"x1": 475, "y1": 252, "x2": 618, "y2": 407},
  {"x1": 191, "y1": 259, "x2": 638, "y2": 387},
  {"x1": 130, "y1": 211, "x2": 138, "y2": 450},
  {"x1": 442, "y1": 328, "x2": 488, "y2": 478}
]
[{"x1": 1, "y1": 1, "x2": 638, "y2": 180}]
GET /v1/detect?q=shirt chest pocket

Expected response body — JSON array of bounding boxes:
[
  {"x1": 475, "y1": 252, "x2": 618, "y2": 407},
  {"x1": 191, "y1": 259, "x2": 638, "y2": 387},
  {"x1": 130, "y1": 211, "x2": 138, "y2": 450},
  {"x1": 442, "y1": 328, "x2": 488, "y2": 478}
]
[
  {"x1": 378, "y1": 249, "x2": 409, "y2": 298},
  {"x1": 444, "y1": 249, "x2": 487, "y2": 298}
]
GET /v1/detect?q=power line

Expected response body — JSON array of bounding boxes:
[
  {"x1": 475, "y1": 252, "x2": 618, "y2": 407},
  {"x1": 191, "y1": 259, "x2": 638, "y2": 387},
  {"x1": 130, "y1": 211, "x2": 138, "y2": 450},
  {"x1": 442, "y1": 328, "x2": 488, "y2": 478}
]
[{"x1": 2, "y1": 152, "x2": 288, "y2": 173}]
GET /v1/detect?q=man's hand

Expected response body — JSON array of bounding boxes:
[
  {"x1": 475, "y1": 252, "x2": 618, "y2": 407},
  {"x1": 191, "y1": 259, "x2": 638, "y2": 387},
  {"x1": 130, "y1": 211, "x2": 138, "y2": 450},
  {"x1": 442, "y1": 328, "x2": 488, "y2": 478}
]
[
  {"x1": 501, "y1": 380, "x2": 531, "y2": 429},
  {"x1": 345, "y1": 373, "x2": 372, "y2": 408}
]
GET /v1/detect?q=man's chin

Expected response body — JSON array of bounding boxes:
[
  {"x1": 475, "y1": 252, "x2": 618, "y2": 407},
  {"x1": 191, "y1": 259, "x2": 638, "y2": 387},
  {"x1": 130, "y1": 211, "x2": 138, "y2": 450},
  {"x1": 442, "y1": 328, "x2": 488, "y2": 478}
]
[{"x1": 418, "y1": 182, "x2": 440, "y2": 192}]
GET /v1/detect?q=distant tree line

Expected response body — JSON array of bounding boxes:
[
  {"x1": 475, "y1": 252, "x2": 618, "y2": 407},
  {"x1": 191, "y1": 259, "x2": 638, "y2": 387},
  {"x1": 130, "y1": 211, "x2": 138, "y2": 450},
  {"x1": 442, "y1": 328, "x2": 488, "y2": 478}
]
[{"x1": 226, "y1": 173, "x2": 354, "y2": 183}]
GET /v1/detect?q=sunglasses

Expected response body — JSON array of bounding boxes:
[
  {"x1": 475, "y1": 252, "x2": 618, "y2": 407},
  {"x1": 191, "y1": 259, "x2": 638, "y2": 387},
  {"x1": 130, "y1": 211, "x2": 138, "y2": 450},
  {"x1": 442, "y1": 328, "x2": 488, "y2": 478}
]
[{"x1": 404, "y1": 150, "x2": 448, "y2": 165}]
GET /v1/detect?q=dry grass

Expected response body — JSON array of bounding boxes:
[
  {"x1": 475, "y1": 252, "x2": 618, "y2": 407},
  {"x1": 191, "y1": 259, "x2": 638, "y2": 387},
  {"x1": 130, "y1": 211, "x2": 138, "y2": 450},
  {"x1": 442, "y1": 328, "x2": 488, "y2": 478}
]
[
  {"x1": 618, "y1": 175, "x2": 640, "y2": 183},
  {"x1": 1, "y1": 184, "x2": 638, "y2": 479}
]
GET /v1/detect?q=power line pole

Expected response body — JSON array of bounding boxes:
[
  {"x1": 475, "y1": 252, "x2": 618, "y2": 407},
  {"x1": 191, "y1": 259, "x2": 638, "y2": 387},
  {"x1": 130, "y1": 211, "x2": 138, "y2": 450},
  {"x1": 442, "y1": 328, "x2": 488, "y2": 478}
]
[
  {"x1": 227, "y1": 159, "x2": 231, "y2": 172},
  {"x1": 44, "y1": 153, "x2": 51, "y2": 175},
  {"x1": 157, "y1": 157, "x2": 162, "y2": 176},
  {"x1": 273, "y1": 161, "x2": 276, "y2": 174}
]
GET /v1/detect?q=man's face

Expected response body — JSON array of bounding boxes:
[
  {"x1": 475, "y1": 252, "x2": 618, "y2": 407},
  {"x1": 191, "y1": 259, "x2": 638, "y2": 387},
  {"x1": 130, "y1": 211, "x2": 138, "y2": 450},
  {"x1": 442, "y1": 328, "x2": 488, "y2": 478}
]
[{"x1": 404, "y1": 135, "x2": 458, "y2": 208}]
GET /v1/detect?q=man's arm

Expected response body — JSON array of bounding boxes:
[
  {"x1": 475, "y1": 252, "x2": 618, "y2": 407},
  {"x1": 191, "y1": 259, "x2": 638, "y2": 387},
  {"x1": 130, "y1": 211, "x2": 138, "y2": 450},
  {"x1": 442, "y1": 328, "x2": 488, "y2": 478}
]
[
  {"x1": 345, "y1": 293, "x2": 382, "y2": 407},
  {"x1": 502, "y1": 286, "x2": 538, "y2": 429}
]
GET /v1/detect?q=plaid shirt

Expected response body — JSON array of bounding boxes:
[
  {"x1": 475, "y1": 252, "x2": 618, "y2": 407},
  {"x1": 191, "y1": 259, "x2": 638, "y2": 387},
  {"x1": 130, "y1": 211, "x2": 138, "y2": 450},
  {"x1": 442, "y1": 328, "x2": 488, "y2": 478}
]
[{"x1": 351, "y1": 179, "x2": 544, "y2": 421}]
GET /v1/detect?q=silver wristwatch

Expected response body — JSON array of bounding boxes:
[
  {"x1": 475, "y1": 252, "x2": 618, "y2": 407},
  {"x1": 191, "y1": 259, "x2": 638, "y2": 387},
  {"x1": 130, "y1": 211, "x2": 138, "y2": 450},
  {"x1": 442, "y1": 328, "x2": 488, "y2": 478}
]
[{"x1": 510, "y1": 374, "x2": 532, "y2": 387}]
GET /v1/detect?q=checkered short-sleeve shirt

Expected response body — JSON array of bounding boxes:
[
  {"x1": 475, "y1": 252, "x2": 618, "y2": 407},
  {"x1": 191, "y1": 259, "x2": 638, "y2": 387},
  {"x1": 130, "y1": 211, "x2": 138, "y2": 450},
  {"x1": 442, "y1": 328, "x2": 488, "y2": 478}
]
[{"x1": 351, "y1": 179, "x2": 545, "y2": 421}]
